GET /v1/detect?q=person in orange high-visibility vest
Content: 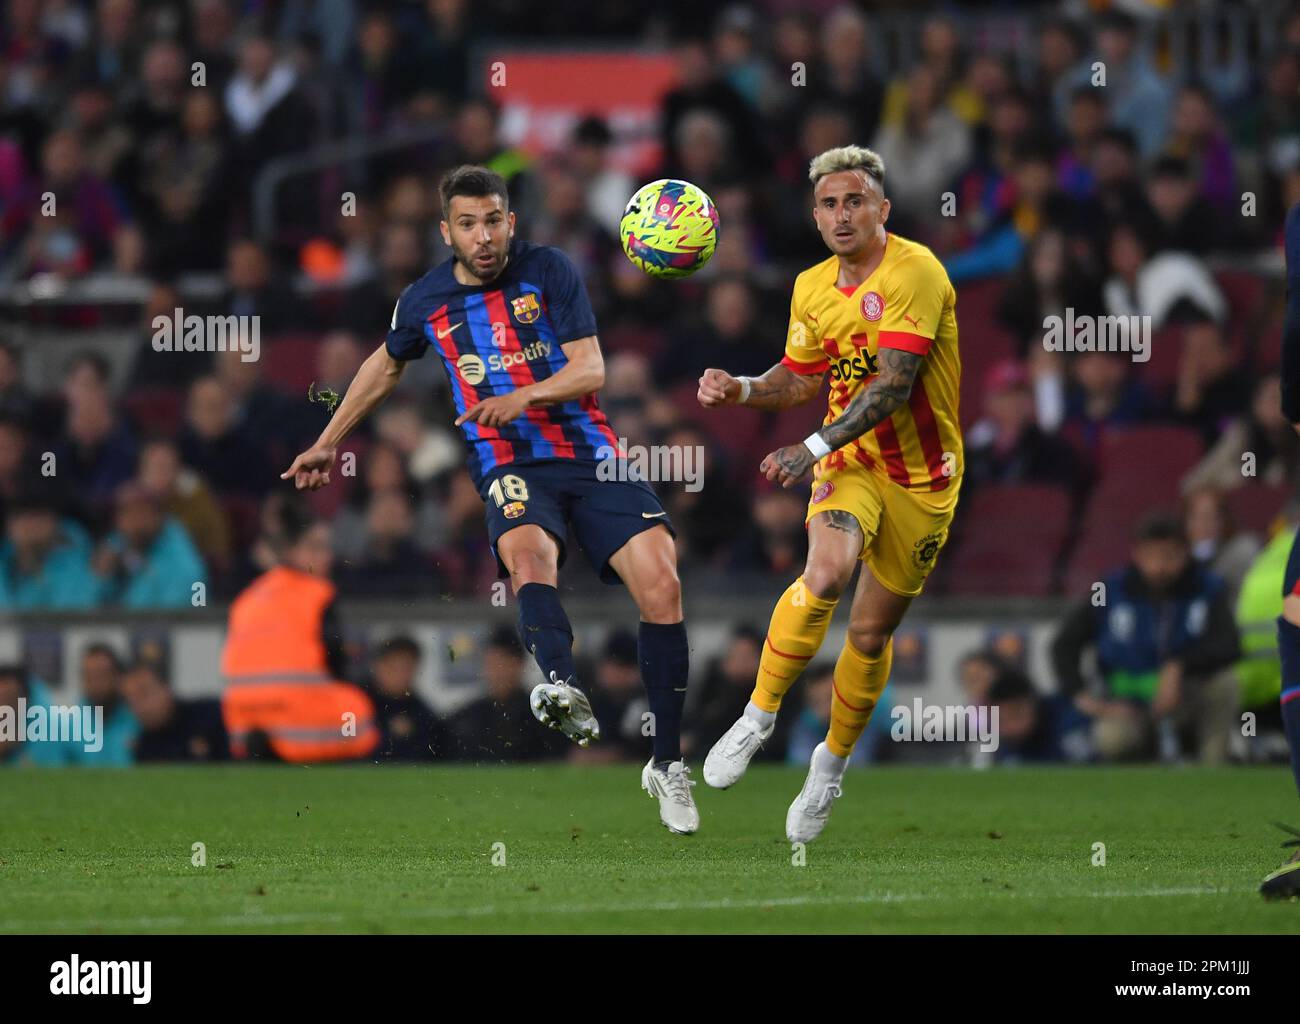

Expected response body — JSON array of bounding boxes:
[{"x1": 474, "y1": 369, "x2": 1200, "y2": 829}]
[{"x1": 221, "y1": 502, "x2": 378, "y2": 762}]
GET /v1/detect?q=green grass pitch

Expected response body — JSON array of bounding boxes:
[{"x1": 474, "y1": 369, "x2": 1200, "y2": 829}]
[{"x1": 2, "y1": 764, "x2": 1299, "y2": 934}]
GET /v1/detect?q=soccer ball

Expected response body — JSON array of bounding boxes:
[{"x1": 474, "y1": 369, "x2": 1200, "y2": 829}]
[{"x1": 619, "y1": 179, "x2": 719, "y2": 279}]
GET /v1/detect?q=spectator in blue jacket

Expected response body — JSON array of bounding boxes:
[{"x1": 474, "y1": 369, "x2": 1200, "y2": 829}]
[
  {"x1": 986, "y1": 667, "x2": 1091, "y2": 765},
  {"x1": 67, "y1": 643, "x2": 139, "y2": 766},
  {"x1": 1057, "y1": 10, "x2": 1172, "y2": 159},
  {"x1": 0, "y1": 666, "x2": 80, "y2": 766},
  {"x1": 786, "y1": 663, "x2": 879, "y2": 767},
  {"x1": 93, "y1": 482, "x2": 207, "y2": 609},
  {"x1": 1051, "y1": 513, "x2": 1241, "y2": 762},
  {"x1": 0, "y1": 493, "x2": 99, "y2": 610}
]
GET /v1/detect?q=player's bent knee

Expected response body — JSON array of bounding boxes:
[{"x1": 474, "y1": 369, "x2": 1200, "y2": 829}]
[
  {"x1": 846, "y1": 624, "x2": 891, "y2": 658},
  {"x1": 505, "y1": 546, "x2": 557, "y2": 587},
  {"x1": 637, "y1": 569, "x2": 682, "y2": 623},
  {"x1": 803, "y1": 559, "x2": 854, "y2": 600}
]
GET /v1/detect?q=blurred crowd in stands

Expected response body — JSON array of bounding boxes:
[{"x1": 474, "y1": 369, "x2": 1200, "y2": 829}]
[
  {"x1": 0, "y1": 0, "x2": 1298, "y2": 617},
  {"x1": 6, "y1": 494, "x2": 1291, "y2": 765}
]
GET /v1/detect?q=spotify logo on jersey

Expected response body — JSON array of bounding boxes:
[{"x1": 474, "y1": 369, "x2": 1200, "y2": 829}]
[{"x1": 457, "y1": 353, "x2": 486, "y2": 385}]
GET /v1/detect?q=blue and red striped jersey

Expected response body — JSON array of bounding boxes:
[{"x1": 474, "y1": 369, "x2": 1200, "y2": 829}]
[{"x1": 386, "y1": 240, "x2": 621, "y2": 486}]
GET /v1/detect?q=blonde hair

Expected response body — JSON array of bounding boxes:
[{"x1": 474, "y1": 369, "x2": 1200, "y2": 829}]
[{"x1": 808, "y1": 146, "x2": 885, "y2": 187}]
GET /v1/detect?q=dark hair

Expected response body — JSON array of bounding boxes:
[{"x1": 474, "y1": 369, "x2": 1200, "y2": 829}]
[
  {"x1": 601, "y1": 628, "x2": 638, "y2": 667},
  {"x1": 1150, "y1": 154, "x2": 1193, "y2": 181},
  {"x1": 1012, "y1": 139, "x2": 1057, "y2": 166},
  {"x1": 439, "y1": 165, "x2": 510, "y2": 216},
  {"x1": 261, "y1": 495, "x2": 318, "y2": 557},
  {"x1": 1039, "y1": 15, "x2": 1085, "y2": 51},
  {"x1": 0, "y1": 663, "x2": 28, "y2": 697},
  {"x1": 125, "y1": 659, "x2": 169, "y2": 686},
  {"x1": 376, "y1": 635, "x2": 421, "y2": 661},
  {"x1": 485, "y1": 623, "x2": 523, "y2": 657},
  {"x1": 573, "y1": 115, "x2": 613, "y2": 147},
  {"x1": 1097, "y1": 9, "x2": 1138, "y2": 36},
  {"x1": 83, "y1": 642, "x2": 124, "y2": 672},
  {"x1": 7, "y1": 489, "x2": 59, "y2": 517},
  {"x1": 1134, "y1": 512, "x2": 1186, "y2": 546},
  {"x1": 1096, "y1": 127, "x2": 1138, "y2": 155},
  {"x1": 989, "y1": 668, "x2": 1037, "y2": 704}
]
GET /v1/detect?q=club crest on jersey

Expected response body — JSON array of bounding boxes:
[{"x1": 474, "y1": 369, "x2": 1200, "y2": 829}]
[
  {"x1": 511, "y1": 292, "x2": 541, "y2": 324},
  {"x1": 503, "y1": 501, "x2": 526, "y2": 519},
  {"x1": 811, "y1": 480, "x2": 835, "y2": 503},
  {"x1": 862, "y1": 292, "x2": 885, "y2": 322}
]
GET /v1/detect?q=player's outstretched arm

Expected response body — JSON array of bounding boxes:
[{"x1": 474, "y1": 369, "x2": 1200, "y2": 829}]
[
  {"x1": 760, "y1": 348, "x2": 922, "y2": 488},
  {"x1": 697, "y1": 363, "x2": 822, "y2": 411},
  {"x1": 456, "y1": 336, "x2": 604, "y2": 428},
  {"x1": 281, "y1": 342, "x2": 406, "y2": 490}
]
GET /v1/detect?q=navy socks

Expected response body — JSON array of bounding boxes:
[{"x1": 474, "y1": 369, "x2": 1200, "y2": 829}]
[
  {"x1": 639, "y1": 620, "x2": 689, "y2": 765},
  {"x1": 517, "y1": 583, "x2": 577, "y2": 686}
]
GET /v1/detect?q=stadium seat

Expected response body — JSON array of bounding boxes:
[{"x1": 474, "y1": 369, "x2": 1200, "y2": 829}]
[
  {"x1": 602, "y1": 325, "x2": 667, "y2": 361},
  {"x1": 956, "y1": 325, "x2": 1016, "y2": 428},
  {"x1": 1136, "y1": 324, "x2": 1182, "y2": 395},
  {"x1": 1215, "y1": 269, "x2": 1268, "y2": 325},
  {"x1": 1060, "y1": 527, "x2": 1134, "y2": 599},
  {"x1": 222, "y1": 494, "x2": 263, "y2": 550},
  {"x1": 668, "y1": 381, "x2": 767, "y2": 462},
  {"x1": 1094, "y1": 424, "x2": 1204, "y2": 497},
  {"x1": 1060, "y1": 472, "x2": 1182, "y2": 597},
  {"x1": 1225, "y1": 482, "x2": 1292, "y2": 536},
  {"x1": 123, "y1": 389, "x2": 184, "y2": 435},
  {"x1": 261, "y1": 334, "x2": 321, "y2": 396},
  {"x1": 303, "y1": 438, "x2": 368, "y2": 520},
  {"x1": 1255, "y1": 318, "x2": 1283, "y2": 373},
  {"x1": 943, "y1": 484, "x2": 1073, "y2": 596},
  {"x1": 763, "y1": 402, "x2": 827, "y2": 449}
]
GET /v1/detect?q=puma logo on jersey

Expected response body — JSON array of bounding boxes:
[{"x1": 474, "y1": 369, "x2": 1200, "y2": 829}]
[{"x1": 902, "y1": 313, "x2": 922, "y2": 330}]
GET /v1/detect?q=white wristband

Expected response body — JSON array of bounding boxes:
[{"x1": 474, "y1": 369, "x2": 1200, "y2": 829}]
[
  {"x1": 735, "y1": 376, "x2": 752, "y2": 404},
  {"x1": 803, "y1": 432, "x2": 832, "y2": 460}
]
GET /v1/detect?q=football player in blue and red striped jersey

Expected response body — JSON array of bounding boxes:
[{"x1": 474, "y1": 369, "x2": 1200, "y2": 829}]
[
  {"x1": 282, "y1": 166, "x2": 698, "y2": 834},
  {"x1": 1263, "y1": 201, "x2": 1300, "y2": 897}
]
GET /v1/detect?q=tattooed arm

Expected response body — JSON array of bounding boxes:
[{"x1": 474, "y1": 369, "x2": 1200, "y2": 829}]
[
  {"x1": 697, "y1": 363, "x2": 823, "y2": 411},
  {"x1": 761, "y1": 348, "x2": 924, "y2": 488}
]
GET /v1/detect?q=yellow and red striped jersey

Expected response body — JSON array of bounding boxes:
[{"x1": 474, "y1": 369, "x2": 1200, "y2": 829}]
[{"x1": 781, "y1": 232, "x2": 962, "y2": 492}]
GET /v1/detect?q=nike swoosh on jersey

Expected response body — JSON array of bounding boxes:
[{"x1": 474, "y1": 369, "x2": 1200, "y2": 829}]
[
  {"x1": 436, "y1": 322, "x2": 463, "y2": 339},
  {"x1": 641, "y1": 511, "x2": 668, "y2": 519}
]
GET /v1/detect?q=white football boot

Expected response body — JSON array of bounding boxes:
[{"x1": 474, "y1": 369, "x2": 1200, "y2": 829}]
[
  {"x1": 703, "y1": 709, "x2": 774, "y2": 788},
  {"x1": 640, "y1": 758, "x2": 700, "y2": 835},
  {"x1": 785, "y1": 742, "x2": 847, "y2": 843},
  {"x1": 529, "y1": 672, "x2": 601, "y2": 747}
]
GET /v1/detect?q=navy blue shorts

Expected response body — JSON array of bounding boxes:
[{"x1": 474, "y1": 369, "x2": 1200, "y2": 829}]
[{"x1": 479, "y1": 459, "x2": 674, "y2": 585}]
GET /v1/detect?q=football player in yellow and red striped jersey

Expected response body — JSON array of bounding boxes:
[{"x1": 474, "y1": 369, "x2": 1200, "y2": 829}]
[{"x1": 696, "y1": 145, "x2": 962, "y2": 842}]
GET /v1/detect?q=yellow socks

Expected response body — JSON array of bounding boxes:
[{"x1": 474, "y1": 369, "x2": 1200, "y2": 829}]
[
  {"x1": 827, "y1": 636, "x2": 892, "y2": 757},
  {"x1": 751, "y1": 577, "x2": 839, "y2": 713}
]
